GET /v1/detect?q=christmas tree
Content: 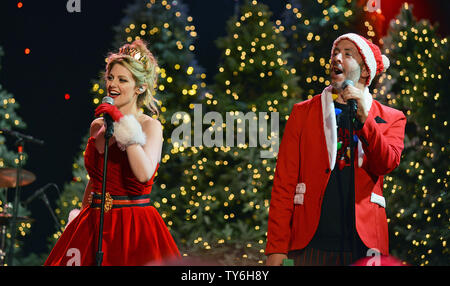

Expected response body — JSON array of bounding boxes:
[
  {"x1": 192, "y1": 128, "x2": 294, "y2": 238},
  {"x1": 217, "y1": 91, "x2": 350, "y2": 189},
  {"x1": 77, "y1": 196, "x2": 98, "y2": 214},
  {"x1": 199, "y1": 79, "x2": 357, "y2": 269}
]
[
  {"x1": 375, "y1": 4, "x2": 449, "y2": 266},
  {"x1": 159, "y1": 0, "x2": 301, "y2": 265},
  {"x1": 0, "y1": 47, "x2": 28, "y2": 167},
  {"x1": 0, "y1": 46, "x2": 34, "y2": 265},
  {"x1": 281, "y1": 0, "x2": 383, "y2": 99}
]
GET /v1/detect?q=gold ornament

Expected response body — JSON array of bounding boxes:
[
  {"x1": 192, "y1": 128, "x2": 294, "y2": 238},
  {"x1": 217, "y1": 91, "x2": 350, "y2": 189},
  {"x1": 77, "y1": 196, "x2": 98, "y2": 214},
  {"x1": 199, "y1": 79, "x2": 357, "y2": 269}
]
[{"x1": 104, "y1": 192, "x2": 114, "y2": 213}]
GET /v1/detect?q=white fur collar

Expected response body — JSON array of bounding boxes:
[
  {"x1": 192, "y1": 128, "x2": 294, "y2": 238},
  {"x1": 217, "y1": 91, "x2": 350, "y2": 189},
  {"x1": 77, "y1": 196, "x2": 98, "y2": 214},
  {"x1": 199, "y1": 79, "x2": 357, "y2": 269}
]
[{"x1": 320, "y1": 85, "x2": 372, "y2": 170}]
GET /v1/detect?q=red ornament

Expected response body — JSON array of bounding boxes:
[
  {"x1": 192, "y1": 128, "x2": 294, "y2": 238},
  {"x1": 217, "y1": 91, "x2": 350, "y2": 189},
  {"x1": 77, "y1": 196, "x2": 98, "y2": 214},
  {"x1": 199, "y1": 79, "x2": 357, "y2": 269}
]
[{"x1": 338, "y1": 159, "x2": 346, "y2": 170}]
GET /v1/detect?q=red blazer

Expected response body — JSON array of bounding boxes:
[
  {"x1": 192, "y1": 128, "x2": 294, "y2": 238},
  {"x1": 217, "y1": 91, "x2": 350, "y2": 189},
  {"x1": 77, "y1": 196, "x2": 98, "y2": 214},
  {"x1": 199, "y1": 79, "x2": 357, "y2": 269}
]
[{"x1": 266, "y1": 86, "x2": 406, "y2": 256}]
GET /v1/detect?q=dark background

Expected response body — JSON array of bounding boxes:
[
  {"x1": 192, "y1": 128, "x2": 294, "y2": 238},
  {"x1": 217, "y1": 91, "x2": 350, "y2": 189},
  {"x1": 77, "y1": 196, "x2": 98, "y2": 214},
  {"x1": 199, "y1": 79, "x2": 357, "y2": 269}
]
[{"x1": 0, "y1": 0, "x2": 447, "y2": 258}]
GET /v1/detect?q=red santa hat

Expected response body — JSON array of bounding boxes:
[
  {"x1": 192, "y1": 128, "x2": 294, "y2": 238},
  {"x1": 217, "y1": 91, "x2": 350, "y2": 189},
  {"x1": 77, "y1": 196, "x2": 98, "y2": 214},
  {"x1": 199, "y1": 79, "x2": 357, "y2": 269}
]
[{"x1": 331, "y1": 33, "x2": 390, "y2": 86}]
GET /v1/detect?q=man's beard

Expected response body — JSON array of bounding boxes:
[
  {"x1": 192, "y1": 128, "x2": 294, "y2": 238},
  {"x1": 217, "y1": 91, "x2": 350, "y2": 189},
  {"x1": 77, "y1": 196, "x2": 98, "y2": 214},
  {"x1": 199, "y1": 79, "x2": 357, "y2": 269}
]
[
  {"x1": 346, "y1": 64, "x2": 362, "y2": 85},
  {"x1": 331, "y1": 63, "x2": 361, "y2": 91}
]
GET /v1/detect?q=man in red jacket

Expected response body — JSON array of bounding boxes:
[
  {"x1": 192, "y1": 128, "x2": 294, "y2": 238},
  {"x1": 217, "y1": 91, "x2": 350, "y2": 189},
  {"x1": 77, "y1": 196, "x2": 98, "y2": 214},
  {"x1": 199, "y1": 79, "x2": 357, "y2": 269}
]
[{"x1": 266, "y1": 33, "x2": 406, "y2": 266}]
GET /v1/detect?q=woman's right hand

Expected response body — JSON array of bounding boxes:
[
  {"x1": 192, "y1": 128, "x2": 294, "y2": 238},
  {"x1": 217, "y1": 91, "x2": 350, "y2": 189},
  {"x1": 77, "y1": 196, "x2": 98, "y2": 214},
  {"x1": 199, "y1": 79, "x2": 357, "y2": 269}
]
[
  {"x1": 94, "y1": 103, "x2": 123, "y2": 122},
  {"x1": 266, "y1": 253, "x2": 288, "y2": 266}
]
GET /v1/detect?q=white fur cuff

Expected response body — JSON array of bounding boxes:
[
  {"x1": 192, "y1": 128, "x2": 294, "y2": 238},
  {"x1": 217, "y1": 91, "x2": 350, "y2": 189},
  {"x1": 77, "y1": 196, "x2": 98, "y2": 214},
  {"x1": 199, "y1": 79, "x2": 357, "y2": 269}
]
[{"x1": 114, "y1": 115, "x2": 147, "y2": 151}]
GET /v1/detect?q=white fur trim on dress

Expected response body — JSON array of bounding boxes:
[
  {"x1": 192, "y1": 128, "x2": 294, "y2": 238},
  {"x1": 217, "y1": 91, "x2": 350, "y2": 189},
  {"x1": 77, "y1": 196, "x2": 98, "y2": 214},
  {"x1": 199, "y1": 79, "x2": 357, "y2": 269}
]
[{"x1": 113, "y1": 114, "x2": 147, "y2": 151}]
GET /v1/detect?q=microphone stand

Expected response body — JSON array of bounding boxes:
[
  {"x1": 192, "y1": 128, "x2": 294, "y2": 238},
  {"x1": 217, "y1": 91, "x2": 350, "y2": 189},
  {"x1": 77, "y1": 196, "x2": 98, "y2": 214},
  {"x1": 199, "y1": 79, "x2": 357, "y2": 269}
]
[
  {"x1": 96, "y1": 115, "x2": 114, "y2": 266},
  {"x1": 348, "y1": 99, "x2": 359, "y2": 262},
  {"x1": 6, "y1": 139, "x2": 24, "y2": 266},
  {"x1": 22, "y1": 183, "x2": 62, "y2": 232},
  {"x1": 40, "y1": 193, "x2": 62, "y2": 230}
]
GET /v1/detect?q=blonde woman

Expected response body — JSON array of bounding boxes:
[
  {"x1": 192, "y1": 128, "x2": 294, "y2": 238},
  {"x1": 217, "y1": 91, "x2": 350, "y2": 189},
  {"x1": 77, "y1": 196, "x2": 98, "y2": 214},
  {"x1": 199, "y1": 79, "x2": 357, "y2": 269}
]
[{"x1": 45, "y1": 40, "x2": 180, "y2": 266}]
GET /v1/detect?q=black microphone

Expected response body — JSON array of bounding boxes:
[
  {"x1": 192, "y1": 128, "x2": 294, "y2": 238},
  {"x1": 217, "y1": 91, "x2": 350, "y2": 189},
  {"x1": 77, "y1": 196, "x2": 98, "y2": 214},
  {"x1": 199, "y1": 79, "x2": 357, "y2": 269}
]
[
  {"x1": 23, "y1": 183, "x2": 58, "y2": 205},
  {"x1": 341, "y1": 79, "x2": 358, "y2": 114},
  {"x1": 101, "y1": 96, "x2": 115, "y2": 138}
]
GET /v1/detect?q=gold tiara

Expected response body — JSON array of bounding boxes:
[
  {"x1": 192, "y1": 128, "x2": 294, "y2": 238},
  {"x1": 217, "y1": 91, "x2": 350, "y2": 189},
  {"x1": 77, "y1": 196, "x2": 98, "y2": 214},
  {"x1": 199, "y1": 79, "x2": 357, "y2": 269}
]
[{"x1": 118, "y1": 46, "x2": 149, "y2": 66}]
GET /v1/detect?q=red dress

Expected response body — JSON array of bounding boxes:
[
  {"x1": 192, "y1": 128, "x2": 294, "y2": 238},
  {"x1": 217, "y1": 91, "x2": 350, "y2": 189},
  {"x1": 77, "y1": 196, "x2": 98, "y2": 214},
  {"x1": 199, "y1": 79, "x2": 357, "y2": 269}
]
[{"x1": 45, "y1": 137, "x2": 180, "y2": 266}]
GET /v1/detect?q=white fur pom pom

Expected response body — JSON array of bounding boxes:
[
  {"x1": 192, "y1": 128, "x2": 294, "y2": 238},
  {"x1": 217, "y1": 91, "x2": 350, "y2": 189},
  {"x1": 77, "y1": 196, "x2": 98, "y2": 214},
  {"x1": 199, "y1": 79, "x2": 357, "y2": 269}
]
[
  {"x1": 381, "y1": 54, "x2": 390, "y2": 71},
  {"x1": 113, "y1": 115, "x2": 146, "y2": 150}
]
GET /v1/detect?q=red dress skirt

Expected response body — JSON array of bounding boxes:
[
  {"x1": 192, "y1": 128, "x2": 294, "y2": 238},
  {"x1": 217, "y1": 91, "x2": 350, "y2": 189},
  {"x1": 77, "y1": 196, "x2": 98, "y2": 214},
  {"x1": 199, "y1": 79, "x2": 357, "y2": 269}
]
[{"x1": 45, "y1": 137, "x2": 180, "y2": 266}]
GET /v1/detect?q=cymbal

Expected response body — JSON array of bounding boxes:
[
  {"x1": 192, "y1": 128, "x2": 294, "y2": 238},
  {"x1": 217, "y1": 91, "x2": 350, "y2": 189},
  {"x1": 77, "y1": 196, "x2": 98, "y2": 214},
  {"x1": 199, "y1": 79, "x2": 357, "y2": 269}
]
[
  {"x1": 0, "y1": 168, "x2": 36, "y2": 188},
  {"x1": 0, "y1": 213, "x2": 33, "y2": 226}
]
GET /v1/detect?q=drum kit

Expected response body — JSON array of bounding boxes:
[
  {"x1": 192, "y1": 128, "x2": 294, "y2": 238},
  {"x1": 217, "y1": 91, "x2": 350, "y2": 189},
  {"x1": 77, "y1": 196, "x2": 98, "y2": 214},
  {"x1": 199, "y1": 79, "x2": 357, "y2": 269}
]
[
  {"x1": 0, "y1": 128, "x2": 56, "y2": 266},
  {"x1": 0, "y1": 167, "x2": 36, "y2": 266}
]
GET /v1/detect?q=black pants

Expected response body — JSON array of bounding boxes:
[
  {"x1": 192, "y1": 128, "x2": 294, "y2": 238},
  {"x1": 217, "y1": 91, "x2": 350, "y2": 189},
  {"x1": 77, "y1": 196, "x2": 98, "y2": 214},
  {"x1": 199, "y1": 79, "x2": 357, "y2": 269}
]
[
  {"x1": 288, "y1": 247, "x2": 354, "y2": 266},
  {"x1": 288, "y1": 239, "x2": 368, "y2": 266}
]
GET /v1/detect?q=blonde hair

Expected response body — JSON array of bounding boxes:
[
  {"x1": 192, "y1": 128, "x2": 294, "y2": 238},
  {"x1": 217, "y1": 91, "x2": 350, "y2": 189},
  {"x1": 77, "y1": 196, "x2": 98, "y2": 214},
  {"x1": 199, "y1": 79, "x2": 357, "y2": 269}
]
[{"x1": 105, "y1": 40, "x2": 159, "y2": 115}]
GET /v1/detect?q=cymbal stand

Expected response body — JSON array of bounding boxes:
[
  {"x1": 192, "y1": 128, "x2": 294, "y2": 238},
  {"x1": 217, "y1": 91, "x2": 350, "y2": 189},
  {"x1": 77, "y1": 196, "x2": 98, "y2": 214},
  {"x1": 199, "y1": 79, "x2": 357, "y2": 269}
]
[
  {"x1": 0, "y1": 197, "x2": 10, "y2": 266},
  {"x1": 0, "y1": 227, "x2": 5, "y2": 266},
  {"x1": 5, "y1": 139, "x2": 24, "y2": 266}
]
